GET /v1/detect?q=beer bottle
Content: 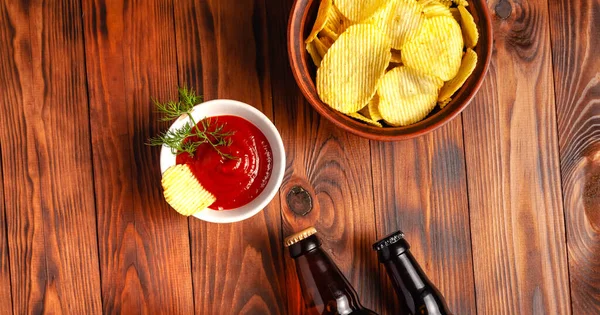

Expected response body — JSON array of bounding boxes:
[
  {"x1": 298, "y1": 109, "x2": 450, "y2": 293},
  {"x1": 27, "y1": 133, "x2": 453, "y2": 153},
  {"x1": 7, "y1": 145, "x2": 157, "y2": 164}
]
[
  {"x1": 373, "y1": 231, "x2": 451, "y2": 315},
  {"x1": 285, "y1": 227, "x2": 378, "y2": 315}
]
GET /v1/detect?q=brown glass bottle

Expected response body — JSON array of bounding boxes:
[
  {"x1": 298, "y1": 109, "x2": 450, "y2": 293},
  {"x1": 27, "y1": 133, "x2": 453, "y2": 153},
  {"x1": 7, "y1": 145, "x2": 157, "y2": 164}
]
[
  {"x1": 285, "y1": 227, "x2": 378, "y2": 315},
  {"x1": 373, "y1": 231, "x2": 451, "y2": 315}
]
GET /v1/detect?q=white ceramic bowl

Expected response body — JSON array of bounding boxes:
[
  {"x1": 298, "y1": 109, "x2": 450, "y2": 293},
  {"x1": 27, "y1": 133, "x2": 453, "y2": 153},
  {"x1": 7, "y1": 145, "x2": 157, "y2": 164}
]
[{"x1": 160, "y1": 99, "x2": 285, "y2": 223}]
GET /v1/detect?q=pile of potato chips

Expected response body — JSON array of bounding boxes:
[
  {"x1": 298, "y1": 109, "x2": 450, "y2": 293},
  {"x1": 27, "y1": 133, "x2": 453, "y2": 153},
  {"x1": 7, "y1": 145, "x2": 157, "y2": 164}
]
[{"x1": 306, "y1": 0, "x2": 479, "y2": 127}]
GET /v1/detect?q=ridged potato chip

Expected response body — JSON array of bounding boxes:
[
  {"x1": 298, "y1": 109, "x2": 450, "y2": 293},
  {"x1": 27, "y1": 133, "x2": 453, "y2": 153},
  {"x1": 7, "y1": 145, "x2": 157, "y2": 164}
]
[
  {"x1": 458, "y1": 6, "x2": 478, "y2": 48},
  {"x1": 326, "y1": 4, "x2": 351, "y2": 34},
  {"x1": 320, "y1": 26, "x2": 339, "y2": 41},
  {"x1": 336, "y1": 0, "x2": 386, "y2": 22},
  {"x1": 346, "y1": 112, "x2": 383, "y2": 127},
  {"x1": 402, "y1": 16, "x2": 463, "y2": 81},
  {"x1": 438, "y1": 48, "x2": 478, "y2": 101},
  {"x1": 454, "y1": 0, "x2": 469, "y2": 6},
  {"x1": 366, "y1": 0, "x2": 423, "y2": 50},
  {"x1": 305, "y1": 0, "x2": 332, "y2": 43},
  {"x1": 422, "y1": 1, "x2": 453, "y2": 18},
  {"x1": 359, "y1": 94, "x2": 384, "y2": 121},
  {"x1": 306, "y1": 41, "x2": 322, "y2": 66},
  {"x1": 378, "y1": 66, "x2": 443, "y2": 126},
  {"x1": 438, "y1": 97, "x2": 452, "y2": 108},
  {"x1": 313, "y1": 37, "x2": 330, "y2": 57},
  {"x1": 162, "y1": 164, "x2": 216, "y2": 216},
  {"x1": 317, "y1": 24, "x2": 391, "y2": 114}
]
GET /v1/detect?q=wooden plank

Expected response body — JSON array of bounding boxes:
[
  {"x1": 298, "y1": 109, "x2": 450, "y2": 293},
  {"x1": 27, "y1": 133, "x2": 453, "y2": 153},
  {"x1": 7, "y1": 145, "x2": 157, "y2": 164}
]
[
  {"x1": 0, "y1": 0, "x2": 102, "y2": 313},
  {"x1": 0, "y1": 147, "x2": 13, "y2": 313},
  {"x1": 172, "y1": 0, "x2": 287, "y2": 313},
  {"x1": 461, "y1": 0, "x2": 572, "y2": 312},
  {"x1": 265, "y1": 1, "x2": 380, "y2": 313},
  {"x1": 81, "y1": 1, "x2": 194, "y2": 313},
  {"x1": 371, "y1": 119, "x2": 476, "y2": 314},
  {"x1": 547, "y1": 0, "x2": 600, "y2": 311}
]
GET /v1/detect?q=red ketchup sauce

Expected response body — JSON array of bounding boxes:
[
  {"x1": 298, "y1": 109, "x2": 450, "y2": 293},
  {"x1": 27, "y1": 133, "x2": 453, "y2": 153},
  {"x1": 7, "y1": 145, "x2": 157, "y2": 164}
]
[{"x1": 176, "y1": 115, "x2": 273, "y2": 210}]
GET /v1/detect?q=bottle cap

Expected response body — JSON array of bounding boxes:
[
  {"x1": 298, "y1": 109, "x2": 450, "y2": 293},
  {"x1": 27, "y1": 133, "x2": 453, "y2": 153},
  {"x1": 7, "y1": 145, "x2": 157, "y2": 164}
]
[
  {"x1": 372, "y1": 230, "x2": 405, "y2": 251},
  {"x1": 284, "y1": 227, "x2": 317, "y2": 247}
]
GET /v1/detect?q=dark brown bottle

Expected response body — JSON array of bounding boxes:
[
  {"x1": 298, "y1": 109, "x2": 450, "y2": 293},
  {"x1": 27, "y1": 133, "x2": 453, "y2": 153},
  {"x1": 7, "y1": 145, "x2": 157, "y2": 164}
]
[
  {"x1": 373, "y1": 231, "x2": 451, "y2": 315},
  {"x1": 285, "y1": 227, "x2": 378, "y2": 315}
]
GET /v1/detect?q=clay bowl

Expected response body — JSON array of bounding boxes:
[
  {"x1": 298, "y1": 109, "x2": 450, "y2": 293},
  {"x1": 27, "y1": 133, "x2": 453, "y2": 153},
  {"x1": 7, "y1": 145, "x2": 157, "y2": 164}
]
[{"x1": 288, "y1": 0, "x2": 493, "y2": 141}]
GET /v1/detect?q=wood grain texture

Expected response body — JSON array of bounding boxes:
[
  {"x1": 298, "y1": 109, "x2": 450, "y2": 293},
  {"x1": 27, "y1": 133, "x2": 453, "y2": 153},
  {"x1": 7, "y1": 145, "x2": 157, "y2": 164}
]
[
  {"x1": 0, "y1": 148, "x2": 13, "y2": 314},
  {"x1": 265, "y1": 1, "x2": 380, "y2": 313},
  {"x1": 371, "y1": 119, "x2": 476, "y2": 314},
  {"x1": 0, "y1": 0, "x2": 102, "y2": 313},
  {"x1": 461, "y1": 0, "x2": 571, "y2": 312},
  {"x1": 173, "y1": 0, "x2": 286, "y2": 313},
  {"x1": 81, "y1": 0, "x2": 194, "y2": 313},
  {"x1": 547, "y1": 0, "x2": 600, "y2": 311}
]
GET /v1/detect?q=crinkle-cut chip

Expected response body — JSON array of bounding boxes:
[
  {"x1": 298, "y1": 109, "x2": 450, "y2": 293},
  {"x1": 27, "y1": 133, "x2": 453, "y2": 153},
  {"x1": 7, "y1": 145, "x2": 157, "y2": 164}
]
[
  {"x1": 454, "y1": 0, "x2": 469, "y2": 6},
  {"x1": 458, "y1": 5, "x2": 478, "y2": 48},
  {"x1": 422, "y1": 1, "x2": 453, "y2": 18},
  {"x1": 320, "y1": 26, "x2": 339, "y2": 41},
  {"x1": 313, "y1": 37, "x2": 329, "y2": 57},
  {"x1": 326, "y1": 4, "x2": 352, "y2": 34},
  {"x1": 336, "y1": 0, "x2": 386, "y2": 22},
  {"x1": 437, "y1": 0, "x2": 453, "y2": 6},
  {"x1": 366, "y1": 0, "x2": 423, "y2": 50},
  {"x1": 346, "y1": 112, "x2": 383, "y2": 127},
  {"x1": 162, "y1": 164, "x2": 216, "y2": 216},
  {"x1": 359, "y1": 94, "x2": 383, "y2": 121},
  {"x1": 438, "y1": 48, "x2": 477, "y2": 101},
  {"x1": 306, "y1": 41, "x2": 322, "y2": 66},
  {"x1": 305, "y1": 0, "x2": 332, "y2": 43},
  {"x1": 317, "y1": 24, "x2": 391, "y2": 114},
  {"x1": 378, "y1": 66, "x2": 443, "y2": 126},
  {"x1": 438, "y1": 97, "x2": 452, "y2": 108},
  {"x1": 390, "y1": 49, "x2": 402, "y2": 63},
  {"x1": 402, "y1": 16, "x2": 463, "y2": 81},
  {"x1": 449, "y1": 7, "x2": 461, "y2": 22}
]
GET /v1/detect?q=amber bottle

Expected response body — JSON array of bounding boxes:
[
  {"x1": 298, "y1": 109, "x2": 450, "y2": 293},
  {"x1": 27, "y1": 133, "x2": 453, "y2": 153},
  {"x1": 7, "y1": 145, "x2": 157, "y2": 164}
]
[
  {"x1": 373, "y1": 231, "x2": 451, "y2": 315},
  {"x1": 285, "y1": 227, "x2": 378, "y2": 315}
]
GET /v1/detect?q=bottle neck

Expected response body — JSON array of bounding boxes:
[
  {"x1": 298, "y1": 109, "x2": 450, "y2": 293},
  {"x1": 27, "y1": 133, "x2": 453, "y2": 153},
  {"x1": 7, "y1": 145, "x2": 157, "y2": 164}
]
[{"x1": 289, "y1": 235, "x2": 366, "y2": 314}]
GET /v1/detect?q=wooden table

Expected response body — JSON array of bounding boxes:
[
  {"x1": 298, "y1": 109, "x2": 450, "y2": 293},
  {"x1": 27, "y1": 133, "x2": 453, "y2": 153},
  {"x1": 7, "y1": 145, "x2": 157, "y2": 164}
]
[{"x1": 0, "y1": 0, "x2": 598, "y2": 314}]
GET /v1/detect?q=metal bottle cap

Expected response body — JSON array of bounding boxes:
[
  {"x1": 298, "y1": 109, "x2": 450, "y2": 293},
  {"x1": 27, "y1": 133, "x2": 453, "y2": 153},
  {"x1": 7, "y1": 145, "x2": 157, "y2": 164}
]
[
  {"x1": 284, "y1": 226, "x2": 317, "y2": 247},
  {"x1": 372, "y1": 230, "x2": 406, "y2": 251}
]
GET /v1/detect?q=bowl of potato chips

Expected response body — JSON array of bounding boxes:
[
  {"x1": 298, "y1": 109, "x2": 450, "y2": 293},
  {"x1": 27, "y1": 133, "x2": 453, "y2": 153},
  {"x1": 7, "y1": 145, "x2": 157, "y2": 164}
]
[{"x1": 288, "y1": 0, "x2": 492, "y2": 140}]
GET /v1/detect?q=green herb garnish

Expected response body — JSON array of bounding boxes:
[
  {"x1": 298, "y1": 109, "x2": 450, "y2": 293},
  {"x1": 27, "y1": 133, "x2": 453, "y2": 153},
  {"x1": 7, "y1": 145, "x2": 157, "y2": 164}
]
[{"x1": 147, "y1": 87, "x2": 237, "y2": 160}]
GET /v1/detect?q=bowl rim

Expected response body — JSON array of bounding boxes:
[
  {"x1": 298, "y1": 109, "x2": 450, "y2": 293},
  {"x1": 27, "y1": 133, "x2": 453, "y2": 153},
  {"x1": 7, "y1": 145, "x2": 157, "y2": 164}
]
[
  {"x1": 287, "y1": 0, "x2": 494, "y2": 141},
  {"x1": 159, "y1": 99, "x2": 286, "y2": 223}
]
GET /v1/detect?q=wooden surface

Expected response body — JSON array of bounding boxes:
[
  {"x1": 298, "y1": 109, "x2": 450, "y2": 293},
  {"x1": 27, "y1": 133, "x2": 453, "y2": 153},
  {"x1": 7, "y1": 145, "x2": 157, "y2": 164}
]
[{"x1": 0, "y1": 0, "x2": 597, "y2": 314}]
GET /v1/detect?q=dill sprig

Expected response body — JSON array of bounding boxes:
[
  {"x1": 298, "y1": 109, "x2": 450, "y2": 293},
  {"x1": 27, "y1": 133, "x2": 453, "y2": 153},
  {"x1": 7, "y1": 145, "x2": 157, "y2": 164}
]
[{"x1": 147, "y1": 87, "x2": 237, "y2": 159}]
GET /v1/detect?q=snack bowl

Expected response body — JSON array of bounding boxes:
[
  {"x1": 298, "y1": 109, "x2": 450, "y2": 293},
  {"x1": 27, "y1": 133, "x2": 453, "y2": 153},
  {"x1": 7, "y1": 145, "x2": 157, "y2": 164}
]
[
  {"x1": 160, "y1": 99, "x2": 285, "y2": 223},
  {"x1": 288, "y1": 0, "x2": 493, "y2": 141}
]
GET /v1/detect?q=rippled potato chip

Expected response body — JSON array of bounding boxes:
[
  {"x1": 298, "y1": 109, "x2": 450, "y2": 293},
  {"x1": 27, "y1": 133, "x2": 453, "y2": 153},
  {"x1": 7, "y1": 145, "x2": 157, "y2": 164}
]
[
  {"x1": 346, "y1": 112, "x2": 383, "y2": 127},
  {"x1": 449, "y1": 7, "x2": 461, "y2": 21},
  {"x1": 313, "y1": 37, "x2": 330, "y2": 57},
  {"x1": 378, "y1": 66, "x2": 443, "y2": 126},
  {"x1": 162, "y1": 164, "x2": 216, "y2": 216},
  {"x1": 306, "y1": 0, "x2": 332, "y2": 43},
  {"x1": 306, "y1": 41, "x2": 322, "y2": 66},
  {"x1": 422, "y1": 1, "x2": 453, "y2": 18},
  {"x1": 336, "y1": 0, "x2": 386, "y2": 22},
  {"x1": 359, "y1": 94, "x2": 384, "y2": 121},
  {"x1": 367, "y1": 0, "x2": 423, "y2": 50},
  {"x1": 458, "y1": 5, "x2": 478, "y2": 48},
  {"x1": 325, "y1": 4, "x2": 350, "y2": 34},
  {"x1": 438, "y1": 48, "x2": 478, "y2": 101},
  {"x1": 402, "y1": 16, "x2": 463, "y2": 81},
  {"x1": 317, "y1": 24, "x2": 391, "y2": 114},
  {"x1": 438, "y1": 97, "x2": 452, "y2": 108}
]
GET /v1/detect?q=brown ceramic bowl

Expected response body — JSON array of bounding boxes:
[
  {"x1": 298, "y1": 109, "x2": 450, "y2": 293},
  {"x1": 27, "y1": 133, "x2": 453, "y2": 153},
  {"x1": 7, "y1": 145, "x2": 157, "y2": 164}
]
[{"x1": 288, "y1": 0, "x2": 493, "y2": 141}]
